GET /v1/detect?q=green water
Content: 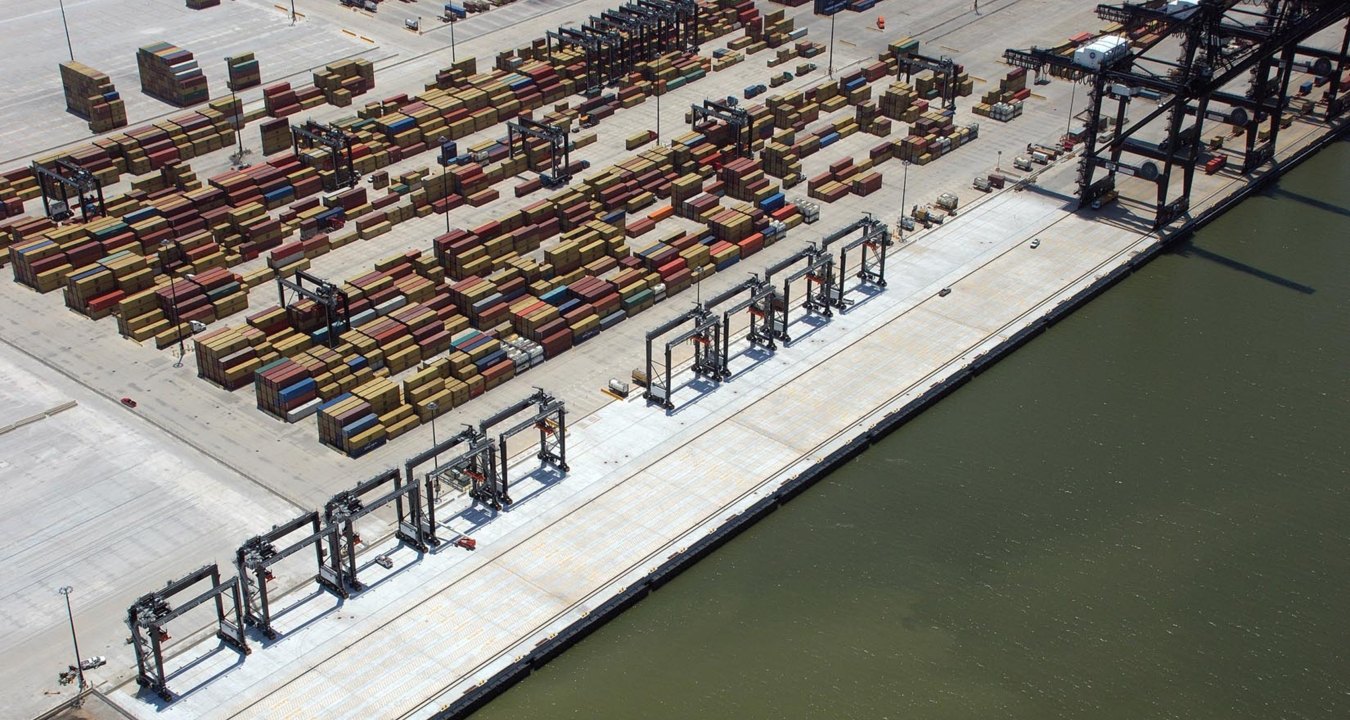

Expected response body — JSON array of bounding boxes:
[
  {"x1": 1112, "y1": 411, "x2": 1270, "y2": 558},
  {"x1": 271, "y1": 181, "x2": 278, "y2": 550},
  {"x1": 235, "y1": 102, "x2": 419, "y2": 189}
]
[{"x1": 471, "y1": 141, "x2": 1350, "y2": 720}]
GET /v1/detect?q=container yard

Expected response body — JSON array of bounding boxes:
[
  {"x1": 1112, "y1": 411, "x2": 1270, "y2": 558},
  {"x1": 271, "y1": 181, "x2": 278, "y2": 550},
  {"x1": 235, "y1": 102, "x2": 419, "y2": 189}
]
[{"x1": 0, "y1": 0, "x2": 1346, "y2": 718}]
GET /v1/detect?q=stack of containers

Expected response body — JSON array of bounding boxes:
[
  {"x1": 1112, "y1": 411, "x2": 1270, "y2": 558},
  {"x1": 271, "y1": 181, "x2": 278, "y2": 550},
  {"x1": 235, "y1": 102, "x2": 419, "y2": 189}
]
[
  {"x1": 879, "y1": 81, "x2": 918, "y2": 122},
  {"x1": 226, "y1": 53, "x2": 261, "y2": 91},
  {"x1": 352, "y1": 377, "x2": 409, "y2": 441},
  {"x1": 705, "y1": 203, "x2": 756, "y2": 243},
  {"x1": 255, "y1": 358, "x2": 316, "y2": 420},
  {"x1": 448, "y1": 275, "x2": 508, "y2": 329},
  {"x1": 611, "y1": 267, "x2": 658, "y2": 317},
  {"x1": 837, "y1": 70, "x2": 871, "y2": 105},
  {"x1": 265, "y1": 79, "x2": 330, "y2": 117},
  {"x1": 97, "y1": 105, "x2": 238, "y2": 174},
  {"x1": 0, "y1": 173, "x2": 38, "y2": 219},
  {"x1": 761, "y1": 136, "x2": 801, "y2": 181},
  {"x1": 808, "y1": 157, "x2": 863, "y2": 203},
  {"x1": 564, "y1": 276, "x2": 621, "y2": 333},
  {"x1": 403, "y1": 361, "x2": 468, "y2": 423},
  {"x1": 138, "y1": 42, "x2": 210, "y2": 107},
  {"x1": 719, "y1": 157, "x2": 770, "y2": 202},
  {"x1": 499, "y1": 336, "x2": 544, "y2": 373},
  {"x1": 679, "y1": 192, "x2": 721, "y2": 221},
  {"x1": 894, "y1": 112, "x2": 979, "y2": 165},
  {"x1": 507, "y1": 295, "x2": 563, "y2": 341},
  {"x1": 156, "y1": 275, "x2": 215, "y2": 326},
  {"x1": 195, "y1": 324, "x2": 270, "y2": 390},
  {"x1": 447, "y1": 328, "x2": 507, "y2": 388},
  {"x1": 973, "y1": 69, "x2": 1029, "y2": 121},
  {"x1": 312, "y1": 59, "x2": 375, "y2": 107},
  {"x1": 317, "y1": 394, "x2": 384, "y2": 457},
  {"x1": 260, "y1": 118, "x2": 292, "y2": 155},
  {"x1": 65, "y1": 250, "x2": 155, "y2": 318},
  {"x1": 60, "y1": 62, "x2": 128, "y2": 132},
  {"x1": 850, "y1": 169, "x2": 883, "y2": 197}
]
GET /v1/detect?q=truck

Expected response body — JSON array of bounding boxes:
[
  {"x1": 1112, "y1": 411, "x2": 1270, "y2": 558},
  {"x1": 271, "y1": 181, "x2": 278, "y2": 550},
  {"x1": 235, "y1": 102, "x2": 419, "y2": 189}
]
[
  {"x1": 935, "y1": 193, "x2": 959, "y2": 213},
  {"x1": 1090, "y1": 189, "x2": 1119, "y2": 210},
  {"x1": 913, "y1": 206, "x2": 944, "y2": 226},
  {"x1": 1013, "y1": 155, "x2": 1033, "y2": 171}
]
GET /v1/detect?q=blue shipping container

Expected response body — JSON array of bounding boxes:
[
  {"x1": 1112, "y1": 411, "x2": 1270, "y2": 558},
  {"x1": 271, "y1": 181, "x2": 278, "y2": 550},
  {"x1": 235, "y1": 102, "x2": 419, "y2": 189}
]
[
  {"x1": 319, "y1": 392, "x2": 353, "y2": 411},
  {"x1": 280, "y1": 378, "x2": 317, "y2": 402},
  {"x1": 759, "y1": 192, "x2": 785, "y2": 213},
  {"x1": 540, "y1": 287, "x2": 569, "y2": 306},
  {"x1": 348, "y1": 437, "x2": 386, "y2": 458},
  {"x1": 342, "y1": 413, "x2": 379, "y2": 438}
]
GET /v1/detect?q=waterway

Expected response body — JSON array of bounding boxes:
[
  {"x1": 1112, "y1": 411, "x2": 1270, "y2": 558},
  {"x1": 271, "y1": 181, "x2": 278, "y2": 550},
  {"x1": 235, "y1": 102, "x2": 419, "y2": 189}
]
[{"x1": 470, "y1": 141, "x2": 1350, "y2": 719}]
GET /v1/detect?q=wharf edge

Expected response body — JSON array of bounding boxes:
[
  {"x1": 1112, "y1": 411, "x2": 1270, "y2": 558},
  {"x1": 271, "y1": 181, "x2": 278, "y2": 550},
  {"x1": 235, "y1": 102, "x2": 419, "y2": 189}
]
[{"x1": 433, "y1": 122, "x2": 1349, "y2": 720}]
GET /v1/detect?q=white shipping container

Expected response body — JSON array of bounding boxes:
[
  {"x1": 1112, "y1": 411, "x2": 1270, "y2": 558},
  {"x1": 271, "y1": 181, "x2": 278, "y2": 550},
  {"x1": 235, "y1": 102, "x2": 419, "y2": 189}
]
[
  {"x1": 1165, "y1": 0, "x2": 1199, "y2": 19},
  {"x1": 1073, "y1": 35, "x2": 1130, "y2": 70},
  {"x1": 286, "y1": 398, "x2": 322, "y2": 423}
]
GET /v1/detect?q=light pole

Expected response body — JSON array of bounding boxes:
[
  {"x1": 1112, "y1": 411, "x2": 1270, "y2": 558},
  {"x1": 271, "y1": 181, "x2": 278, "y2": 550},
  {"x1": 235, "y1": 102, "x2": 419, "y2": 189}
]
[
  {"x1": 224, "y1": 57, "x2": 244, "y2": 160},
  {"x1": 427, "y1": 401, "x2": 440, "y2": 496},
  {"x1": 234, "y1": 90, "x2": 244, "y2": 156},
  {"x1": 1066, "y1": 81, "x2": 1077, "y2": 139},
  {"x1": 160, "y1": 240, "x2": 186, "y2": 367},
  {"x1": 655, "y1": 53, "x2": 662, "y2": 145},
  {"x1": 827, "y1": 14, "x2": 837, "y2": 78},
  {"x1": 450, "y1": 16, "x2": 457, "y2": 64},
  {"x1": 58, "y1": 586, "x2": 85, "y2": 704},
  {"x1": 290, "y1": 0, "x2": 296, "y2": 24},
  {"x1": 437, "y1": 135, "x2": 451, "y2": 233},
  {"x1": 58, "y1": 0, "x2": 74, "y2": 62},
  {"x1": 997, "y1": 149, "x2": 1002, "y2": 173},
  {"x1": 899, "y1": 159, "x2": 911, "y2": 242}
]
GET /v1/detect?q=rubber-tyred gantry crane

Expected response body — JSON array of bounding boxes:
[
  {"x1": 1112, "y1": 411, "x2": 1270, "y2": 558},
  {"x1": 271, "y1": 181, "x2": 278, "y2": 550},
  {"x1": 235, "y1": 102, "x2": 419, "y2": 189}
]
[
  {"x1": 507, "y1": 117, "x2": 573, "y2": 188},
  {"x1": 235, "y1": 511, "x2": 331, "y2": 639},
  {"x1": 127, "y1": 564, "x2": 249, "y2": 702},
  {"x1": 276, "y1": 269, "x2": 351, "y2": 348},
  {"x1": 478, "y1": 388, "x2": 569, "y2": 507},
  {"x1": 690, "y1": 98, "x2": 755, "y2": 158},
  {"x1": 291, "y1": 120, "x2": 358, "y2": 189},
  {"x1": 546, "y1": 0, "x2": 697, "y2": 96},
  {"x1": 893, "y1": 46, "x2": 961, "y2": 109},
  {"x1": 322, "y1": 468, "x2": 428, "y2": 595},
  {"x1": 32, "y1": 158, "x2": 105, "y2": 222}
]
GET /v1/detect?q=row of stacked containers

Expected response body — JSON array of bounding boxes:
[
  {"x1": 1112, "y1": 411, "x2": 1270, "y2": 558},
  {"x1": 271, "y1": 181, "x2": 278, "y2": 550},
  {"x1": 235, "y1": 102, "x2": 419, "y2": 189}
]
[{"x1": 0, "y1": 0, "x2": 982, "y2": 457}]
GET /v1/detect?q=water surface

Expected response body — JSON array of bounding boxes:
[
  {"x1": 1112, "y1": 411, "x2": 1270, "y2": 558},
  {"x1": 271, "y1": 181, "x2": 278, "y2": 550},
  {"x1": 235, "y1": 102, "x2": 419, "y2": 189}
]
[{"x1": 471, "y1": 141, "x2": 1350, "y2": 719}]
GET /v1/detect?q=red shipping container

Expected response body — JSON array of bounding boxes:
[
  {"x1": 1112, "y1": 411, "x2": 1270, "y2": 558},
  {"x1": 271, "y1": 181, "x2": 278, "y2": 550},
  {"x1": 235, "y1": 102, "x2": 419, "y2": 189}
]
[{"x1": 541, "y1": 328, "x2": 573, "y2": 359}]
